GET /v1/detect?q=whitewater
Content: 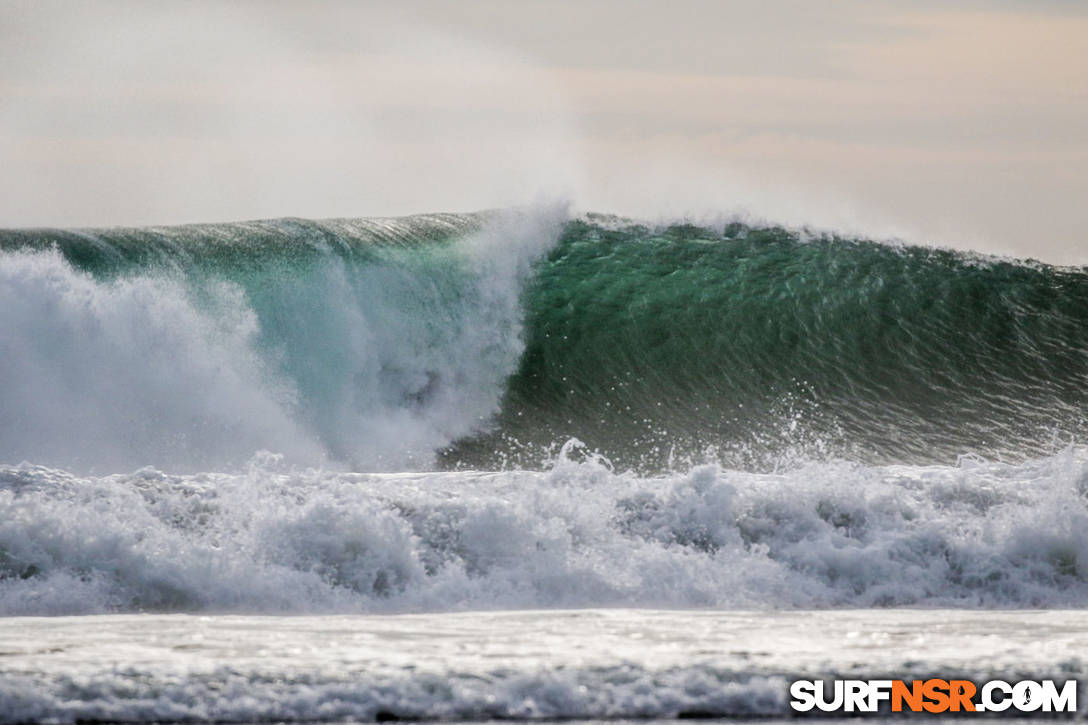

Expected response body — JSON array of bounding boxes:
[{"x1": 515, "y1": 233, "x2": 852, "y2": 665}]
[{"x1": 3, "y1": 208, "x2": 1088, "y2": 721}]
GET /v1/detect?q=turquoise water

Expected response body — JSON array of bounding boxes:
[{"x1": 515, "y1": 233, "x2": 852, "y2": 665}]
[{"x1": 3, "y1": 209, "x2": 1086, "y2": 472}]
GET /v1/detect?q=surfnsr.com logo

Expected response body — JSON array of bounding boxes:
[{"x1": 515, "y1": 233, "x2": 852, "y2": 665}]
[{"x1": 790, "y1": 679, "x2": 1077, "y2": 713}]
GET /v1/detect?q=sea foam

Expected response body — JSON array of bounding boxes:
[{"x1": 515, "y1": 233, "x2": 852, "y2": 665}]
[
  {"x1": 2, "y1": 447, "x2": 1088, "y2": 615},
  {"x1": 0, "y1": 209, "x2": 563, "y2": 473}
]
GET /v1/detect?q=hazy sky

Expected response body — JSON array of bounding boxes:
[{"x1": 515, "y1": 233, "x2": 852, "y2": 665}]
[{"x1": 1, "y1": 1, "x2": 1086, "y2": 262}]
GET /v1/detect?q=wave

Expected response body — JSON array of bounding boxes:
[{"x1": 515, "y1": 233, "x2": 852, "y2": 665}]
[
  {"x1": 3, "y1": 448, "x2": 1088, "y2": 614},
  {"x1": 0, "y1": 210, "x2": 562, "y2": 472},
  {"x1": 2, "y1": 210, "x2": 1086, "y2": 473},
  {"x1": 449, "y1": 216, "x2": 1088, "y2": 469}
]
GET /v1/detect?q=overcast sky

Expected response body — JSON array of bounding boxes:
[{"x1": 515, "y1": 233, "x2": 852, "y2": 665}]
[{"x1": 1, "y1": 1, "x2": 1086, "y2": 262}]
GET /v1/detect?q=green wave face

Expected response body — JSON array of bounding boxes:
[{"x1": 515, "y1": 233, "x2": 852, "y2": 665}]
[
  {"x1": 2, "y1": 212, "x2": 1087, "y2": 473},
  {"x1": 446, "y1": 219, "x2": 1088, "y2": 470}
]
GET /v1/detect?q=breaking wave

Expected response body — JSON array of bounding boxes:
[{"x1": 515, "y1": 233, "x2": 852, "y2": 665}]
[
  {"x1": 0, "y1": 210, "x2": 561, "y2": 472},
  {"x1": 3, "y1": 209, "x2": 1088, "y2": 613},
  {"x1": 2, "y1": 210, "x2": 1086, "y2": 473}
]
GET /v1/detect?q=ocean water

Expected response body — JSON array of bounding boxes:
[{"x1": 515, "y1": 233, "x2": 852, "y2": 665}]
[
  {"x1": 2, "y1": 208, "x2": 1088, "y2": 721},
  {"x1": 3, "y1": 609, "x2": 1088, "y2": 722}
]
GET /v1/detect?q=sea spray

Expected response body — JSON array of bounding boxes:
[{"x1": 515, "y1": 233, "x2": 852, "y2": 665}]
[{"x1": 0, "y1": 209, "x2": 565, "y2": 472}]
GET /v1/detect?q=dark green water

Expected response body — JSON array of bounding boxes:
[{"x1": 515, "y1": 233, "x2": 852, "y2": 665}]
[{"x1": 449, "y1": 218, "x2": 1088, "y2": 469}]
